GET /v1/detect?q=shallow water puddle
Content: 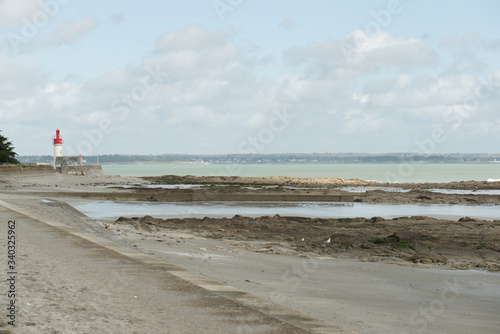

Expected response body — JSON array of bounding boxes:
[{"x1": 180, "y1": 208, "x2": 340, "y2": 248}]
[{"x1": 76, "y1": 201, "x2": 499, "y2": 221}]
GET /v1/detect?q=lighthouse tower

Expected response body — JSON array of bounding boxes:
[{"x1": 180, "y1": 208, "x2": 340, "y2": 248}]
[{"x1": 53, "y1": 129, "x2": 63, "y2": 166}]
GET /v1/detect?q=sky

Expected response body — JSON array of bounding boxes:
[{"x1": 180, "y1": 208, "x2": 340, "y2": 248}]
[{"x1": 0, "y1": 0, "x2": 499, "y2": 156}]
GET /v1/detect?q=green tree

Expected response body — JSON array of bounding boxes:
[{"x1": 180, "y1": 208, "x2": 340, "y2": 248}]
[{"x1": 0, "y1": 131, "x2": 19, "y2": 164}]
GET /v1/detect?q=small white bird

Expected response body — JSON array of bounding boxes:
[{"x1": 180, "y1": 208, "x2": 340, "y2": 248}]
[
  {"x1": 324, "y1": 238, "x2": 331, "y2": 244},
  {"x1": 301, "y1": 238, "x2": 305, "y2": 241}
]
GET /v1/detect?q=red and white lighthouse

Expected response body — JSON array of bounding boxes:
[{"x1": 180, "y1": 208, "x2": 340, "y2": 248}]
[{"x1": 53, "y1": 129, "x2": 63, "y2": 166}]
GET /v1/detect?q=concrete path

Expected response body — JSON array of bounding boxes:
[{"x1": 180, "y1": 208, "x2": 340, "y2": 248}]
[{"x1": 0, "y1": 200, "x2": 355, "y2": 334}]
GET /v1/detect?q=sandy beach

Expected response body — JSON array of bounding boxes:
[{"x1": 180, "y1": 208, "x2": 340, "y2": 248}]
[{"x1": 1, "y1": 173, "x2": 499, "y2": 333}]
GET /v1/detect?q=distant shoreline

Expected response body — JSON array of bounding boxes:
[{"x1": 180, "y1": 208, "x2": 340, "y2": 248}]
[
  {"x1": 98, "y1": 161, "x2": 500, "y2": 165},
  {"x1": 18, "y1": 152, "x2": 500, "y2": 165}
]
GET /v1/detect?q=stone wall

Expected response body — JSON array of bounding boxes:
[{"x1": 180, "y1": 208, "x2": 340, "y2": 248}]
[
  {"x1": 60, "y1": 165, "x2": 103, "y2": 176},
  {"x1": 0, "y1": 164, "x2": 102, "y2": 177},
  {"x1": 0, "y1": 165, "x2": 56, "y2": 177},
  {"x1": 55, "y1": 156, "x2": 83, "y2": 167}
]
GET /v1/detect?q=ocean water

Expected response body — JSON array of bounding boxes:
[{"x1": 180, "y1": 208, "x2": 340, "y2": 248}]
[
  {"x1": 76, "y1": 200, "x2": 500, "y2": 221},
  {"x1": 101, "y1": 163, "x2": 500, "y2": 183}
]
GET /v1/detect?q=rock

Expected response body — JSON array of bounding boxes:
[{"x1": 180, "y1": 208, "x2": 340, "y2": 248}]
[
  {"x1": 417, "y1": 195, "x2": 432, "y2": 200},
  {"x1": 458, "y1": 217, "x2": 477, "y2": 222},
  {"x1": 410, "y1": 253, "x2": 447, "y2": 264},
  {"x1": 140, "y1": 215, "x2": 158, "y2": 224}
]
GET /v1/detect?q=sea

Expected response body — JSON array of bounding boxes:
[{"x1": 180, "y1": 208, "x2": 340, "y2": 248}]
[
  {"x1": 101, "y1": 163, "x2": 500, "y2": 183},
  {"x1": 73, "y1": 163, "x2": 500, "y2": 221}
]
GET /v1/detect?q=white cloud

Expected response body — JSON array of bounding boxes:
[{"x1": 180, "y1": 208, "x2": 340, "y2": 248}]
[
  {"x1": 0, "y1": 0, "x2": 40, "y2": 30},
  {"x1": 342, "y1": 109, "x2": 383, "y2": 134},
  {"x1": 341, "y1": 30, "x2": 437, "y2": 68},
  {"x1": 246, "y1": 113, "x2": 268, "y2": 129},
  {"x1": 165, "y1": 106, "x2": 233, "y2": 127},
  {"x1": 42, "y1": 81, "x2": 81, "y2": 113},
  {"x1": 145, "y1": 27, "x2": 240, "y2": 81},
  {"x1": 45, "y1": 18, "x2": 99, "y2": 47},
  {"x1": 368, "y1": 74, "x2": 479, "y2": 112},
  {"x1": 0, "y1": 57, "x2": 44, "y2": 98},
  {"x1": 285, "y1": 30, "x2": 436, "y2": 79},
  {"x1": 156, "y1": 26, "x2": 230, "y2": 52},
  {"x1": 352, "y1": 93, "x2": 370, "y2": 105},
  {"x1": 3, "y1": 17, "x2": 99, "y2": 54},
  {"x1": 396, "y1": 74, "x2": 412, "y2": 88},
  {"x1": 2, "y1": 24, "x2": 499, "y2": 155}
]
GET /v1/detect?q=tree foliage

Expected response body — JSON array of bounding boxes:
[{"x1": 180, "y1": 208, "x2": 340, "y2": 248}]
[{"x1": 0, "y1": 131, "x2": 19, "y2": 164}]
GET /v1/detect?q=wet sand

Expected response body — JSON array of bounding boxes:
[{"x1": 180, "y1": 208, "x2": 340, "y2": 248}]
[
  {"x1": 1, "y1": 173, "x2": 499, "y2": 333},
  {"x1": 145, "y1": 174, "x2": 500, "y2": 190},
  {"x1": 112, "y1": 214, "x2": 500, "y2": 272},
  {"x1": 104, "y1": 213, "x2": 500, "y2": 334},
  {"x1": 6, "y1": 173, "x2": 500, "y2": 205}
]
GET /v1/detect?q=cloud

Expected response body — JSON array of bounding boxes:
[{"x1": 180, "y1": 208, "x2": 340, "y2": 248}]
[
  {"x1": 438, "y1": 32, "x2": 500, "y2": 55},
  {"x1": 437, "y1": 32, "x2": 500, "y2": 75},
  {"x1": 145, "y1": 26, "x2": 243, "y2": 82},
  {"x1": 276, "y1": 31, "x2": 439, "y2": 128},
  {"x1": 279, "y1": 17, "x2": 297, "y2": 31},
  {"x1": 352, "y1": 93, "x2": 370, "y2": 105},
  {"x1": 164, "y1": 106, "x2": 234, "y2": 127},
  {"x1": 73, "y1": 26, "x2": 276, "y2": 135},
  {"x1": 487, "y1": 38, "x2": 500, "y2": 51},
  {"x1": 0, "y1": 0, "x2": 40, "y2": 30},
  {"x1": 366, "y1": 73, "x2": 479, "y2": 112},
  {"x1": 342, "y1": 109, "x2": 383, "y2": 134},
  {"x1": 45, "y1": 18, "x2": 99, "y2": 47},
  {"x1": 0, "y1": 57, "x2": 45, "y2": 99},
  {"x1": 346, "y1": 31, "x2": 436, "y2": 67},
  {"x1": 285, "y1": 30, "x2": 437, "y2": 81},
  {"x1": 3, "y1": 17, "x2": 99, "y2": 54},
  {"x1": 2, "y1": 25, "x2": 500, "y2": 155},
  {"x1": 155, "y1": 26, "x2": 230, "y2": 52}
]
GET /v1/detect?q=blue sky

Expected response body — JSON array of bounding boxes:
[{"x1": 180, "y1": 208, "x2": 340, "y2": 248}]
[{"x1": 0, "y1": 0, "x2": 499, "y2": 156}]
